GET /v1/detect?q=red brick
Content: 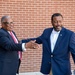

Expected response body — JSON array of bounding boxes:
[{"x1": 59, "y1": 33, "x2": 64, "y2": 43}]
[{"x1": 0, "y1": 0, "x2": 75, "y2": 72}]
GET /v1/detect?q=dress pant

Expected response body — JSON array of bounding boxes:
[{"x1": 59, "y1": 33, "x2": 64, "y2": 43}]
[
  {"x1": 44, "y1": 68, "x2": 53, "y2": 75},
  {"x1": 16, "y1": 59, "x2": 21, "y2": 74}
]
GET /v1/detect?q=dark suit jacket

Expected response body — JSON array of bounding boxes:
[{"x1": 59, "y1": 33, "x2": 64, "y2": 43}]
[
  {"x1": 0, "y1": 28, "x2": 22, "y2": 75},
  {"x1": 23, "y1": 27, "x2": 75, "y2": 75},
  {"x1": 36, "y1": 27, "x2": 75, "y2": 75}
]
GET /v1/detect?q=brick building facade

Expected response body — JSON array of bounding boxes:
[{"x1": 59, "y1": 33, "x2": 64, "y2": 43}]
[{"x1": 0, "y1": 0, "x2": 75, "y2": 73}]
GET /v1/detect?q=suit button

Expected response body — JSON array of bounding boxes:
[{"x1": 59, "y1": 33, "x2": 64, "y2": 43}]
[{"x1": 51, "y1": 55, "x2": 53, "y2": 57}]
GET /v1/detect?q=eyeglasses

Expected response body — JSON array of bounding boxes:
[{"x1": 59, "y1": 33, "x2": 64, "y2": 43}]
[{"x1": 3, "y1": 22, "x2": 14, "y2": 25}]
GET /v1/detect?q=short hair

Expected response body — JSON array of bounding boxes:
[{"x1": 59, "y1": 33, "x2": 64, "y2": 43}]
[
  {"x1": 1, "y1": 16, "x2": 10, "y2": 23},
  {"x1": 51, "y1": 13, "x2": 63, "y2": 21}
]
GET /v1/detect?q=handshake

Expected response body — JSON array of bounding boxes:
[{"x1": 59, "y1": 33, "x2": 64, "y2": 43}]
[{"x1": 25, "y1": 40, "x2": 39, "y2": 49}]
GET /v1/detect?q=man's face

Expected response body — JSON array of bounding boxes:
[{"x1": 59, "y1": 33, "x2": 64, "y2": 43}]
[
  {"x1": 51, "y1": 16, "x2": 63, "y2": 31},
  {"x1": 2, "y1": 18, "x2": 14, "y2": 31}
]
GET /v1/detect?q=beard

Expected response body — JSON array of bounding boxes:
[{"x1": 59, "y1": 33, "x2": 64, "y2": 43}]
[{"x1": 53, "y1": 26, "x2": 62, "y2": 32}]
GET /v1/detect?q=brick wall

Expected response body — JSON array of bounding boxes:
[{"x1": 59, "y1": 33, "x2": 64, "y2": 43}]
[{"x1": 0, "y1": 0, "x2": 75, "y2": 73}]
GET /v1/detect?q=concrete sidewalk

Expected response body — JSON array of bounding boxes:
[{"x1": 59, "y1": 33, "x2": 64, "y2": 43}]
[
  {"x1": 18, "y1": 70, "x2": 74, "y2": 75},
  {"x1": 19, "y1": 72, "x2": 43, "y2": 75}
]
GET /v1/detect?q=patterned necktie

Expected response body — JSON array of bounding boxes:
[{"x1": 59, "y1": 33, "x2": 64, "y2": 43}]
[{"x1": 10, "y1": 31, "x2": 22, "y2": 60}]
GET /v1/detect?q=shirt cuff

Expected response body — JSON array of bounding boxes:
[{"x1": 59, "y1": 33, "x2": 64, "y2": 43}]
[{"x1": 22, "y1": 43, "x2": 26, "y2": 51}]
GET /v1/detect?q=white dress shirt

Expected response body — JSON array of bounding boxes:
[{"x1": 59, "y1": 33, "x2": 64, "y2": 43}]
[{"x1": 50, "y1": 29, "x2": 60, "y2": 53}]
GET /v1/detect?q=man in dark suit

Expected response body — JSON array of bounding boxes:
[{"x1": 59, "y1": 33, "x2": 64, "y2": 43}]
[
  {"x1": 0, "y1": 16, "x2": 38, "y2": 75},
  {"x1": 22, "y1": 13, "x2": 75, "y2": 75}
]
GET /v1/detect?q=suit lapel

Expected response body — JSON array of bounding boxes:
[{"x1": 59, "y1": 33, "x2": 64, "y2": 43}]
[
  {"x1": 47, "y1": 28, "x2": 53, "y2": 53},
  {"x1": 1, "y1": 28, "x2": 17, "y2": 43},
  {"x1": 53, "y1": 27, "x2": 65, "y2": 53}
]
